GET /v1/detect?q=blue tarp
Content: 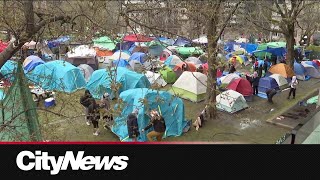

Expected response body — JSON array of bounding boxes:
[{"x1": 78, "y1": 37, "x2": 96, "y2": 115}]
[
  {"x1": 224, "y1": 41, "x2": 236, "y2": 52},
  {"x1": 173, "y1": 37, "x2": 192, "y2": 47},
  {"x1": 0, "y1": 60, "x2": 17, "y2": 82},
  {"x1": 240, "y1": 43, "x2": 258, "y2": 54},
  {"x1": 111, "y1": 88, "x2": 188, "y2": 142},
  {"x1": 86, "y1": 67, "x2": 151, "y2": 99},
  {"x1": 257, "y1": 77, "x2": 280, "y2": 99},
  {"x1": 47, "y1": 36, "x2": 71, "y2": 48},
  {"x1": 112, "y1": 59, "x2": 130, "y2": 68},
  {"x1": 23, "y1": 55, "x2": 45, "y2": 73},
  {"x1": 27, "y1": 60, "x2": 86, "y2": 93},
  {"x1": 129, "y1": 52, "x2": 146, "y2": 63},
  {"x1": 115, "y1": 41, "x2": 135, "y2": 51}
]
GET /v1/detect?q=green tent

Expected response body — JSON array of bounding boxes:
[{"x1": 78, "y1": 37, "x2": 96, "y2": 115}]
[
  {"x1": 0, "y1": 62, "x2": 42, "y2": 141},
  {"x1": 255, "y1": 41, "x2": 300, "y2": 59},
  {"x1": 176, "y1": 47, "x2": 204, "y2": 59},
  {"x1": 159, "y1": 66, "x2": 177, "y2": 84},
  {"x1": 93, "y1": 36, "x2": 116, "y2": 50}
]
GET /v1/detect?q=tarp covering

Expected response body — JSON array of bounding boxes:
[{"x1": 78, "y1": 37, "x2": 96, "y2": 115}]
[
  {"x1": 111, "y1": 88, "x2": 188, "y2": 142},
  {"x1": 216, "y1": 90, "x2": 248, "y2": 114},
  {"x1": 0, "y1": 62, "x2": 42, "y2": 141},
  {"x1": 93, "y1": 36, "x2": 116, "y2": 50},
  {"x1": 123, "y1": 34, "x2": 154, "y2": 42},
  {"x1": 23, "y1": 55, "x2": 45, "y2": 73},
  {"x1": 239, "y1": 43, "x2": 258, "y2": 54},
  {"x1": 176, "y1": 47, "x2": 204, "y2": 59},
  {"x1": 27, "y1": 60, "x2": 87, "y2": 93},
  {"x1": 226, "y1": 78, "x2": 253, "y2": 96},
  {"x1": 67, "y1": 45, "x2": 96, "y2": 58},
  {"x1": 86, "y1": 67, "x2": 151, "y2": 99},
  {"x1": 307, "y1": 96, "x2": 318, "y2": 104},
  {"x1": 47, "y1": 36, "x2": 70, "y2": 48},
  {"x1": 112, "y1": 59, "x2": 130, "y2": 68},
  {"x1": 173, "y1": 37, "x2": 192, "y2": 47},
  {"x1": 268, "y1": 63, "x2": 295, "y2": 78}
]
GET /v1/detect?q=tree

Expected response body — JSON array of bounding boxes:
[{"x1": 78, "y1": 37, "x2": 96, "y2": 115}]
[
  {"x1": 244, "y1": 0, "x2": 318, "y2": 68},
  {"x1": 121, "y1": 0, "x2": 241, "y2": 119}
]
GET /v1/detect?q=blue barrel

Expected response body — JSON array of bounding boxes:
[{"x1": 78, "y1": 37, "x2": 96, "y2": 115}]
[{"x1": 44, "y1": 98, "x2": 55, "y2": 108}]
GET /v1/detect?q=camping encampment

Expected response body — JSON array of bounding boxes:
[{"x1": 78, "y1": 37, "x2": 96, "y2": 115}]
[
  {"x1": 111, "y1": 88, "x2": 188, "y2": 142},
  {"x1": 170, "y1": 71, "x2": 207, "y2": 102},
  {"x1": 216, "y1": 90, "x2": 249, "y2": 113}
]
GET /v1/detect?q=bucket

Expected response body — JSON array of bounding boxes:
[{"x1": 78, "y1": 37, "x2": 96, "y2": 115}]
[{"x1": 44, "y1": 97, "x2": 55, "y2": 108}]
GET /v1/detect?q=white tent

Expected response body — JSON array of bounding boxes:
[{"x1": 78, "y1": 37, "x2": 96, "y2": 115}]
[
  {"x1": 269, "y1": 74, "x2": 288, "y2": 87},
  {"x1": 109, "y1": 51, "x2": 130, "y2": 60},
  {"x1": 192, "y1": 36, "x2": 208, "y2": 44},
  {"x1": 216, "y1": 90, "x2": 248, "y2": 113},
  {"x1": 67, "y1": 45, "x2": 96, "y2": 58},
  {"x1": 185, "y1": 57, "x2": 202, "y2": 66},
  {"x1": 171, "y1": 71, "x2": 207, "y2": 102},
  {"x1": 78, "y1": 64, "x2": 94, "y2": 82},
  {"x1": 220, "y1": 73, "x2": 240, "y2": 85},
  {"x1": 164, "y1": 55, "x2": 184, "y2": 67},
  {"x1": 129, "y1": 60, "x2": 143, "y2": 72},
  {"x1": 301, "y1": 62, "x2": 320, "y2": 78},
  {"x1": 24, "y1": 40, "x2": 39, "y2": 49},
  {"x1": 145, "y1": 71, "x2": 167, "y2": 87}
]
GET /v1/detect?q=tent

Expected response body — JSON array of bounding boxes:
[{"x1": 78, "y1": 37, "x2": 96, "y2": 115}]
[
  {"x1": 128, "y1": 60, "x2": 143, "y2": 72},
  {"x1": 0, "y1": 60, "x2": 18, "y2": 82},
  {"x1": 164, "y1": 55, "x2": 184, "y2": 69},
  {"x1": 268, "y1": 63, "x2": 295, "y2": 78},
  {"x1": 176, "y1": 47, "x2": 204, "y2": 59},
  {"x1": 269, "y1": 74, "x2": 288, "y2": 87},
  {"x1": 185, "y1": 57, "x2": 202, "y2": 66},
  {"x1": 257, "y1": 77, "x2": 280, "y2": 99},
  {"x1": 220, "y1": 73, "x2": 240, "y2": 85},
  {"x1": 301, "y1": 63, "x2": 320, "y2": 78},
  {"x1": 226, "y1": 78, "x2": 253, "y2": 96},
  {"x1": 77, "y1": 64, "x2": 94, "y2": 82},
  {"x1": 159, "y1": 66, "x2": 177, "y2": 84},
  {"x1": 192, "y1": 36, "x2": 208, "y2": 44},
  {"x1": 216, "y1": 90, "x2": 249, "y2": 113},
  {"x1": 148, "y1": 43, "x2": 165, "y2": 57},
  {"x1": 0, "y1": 41, "x2": 8, "y2": 53},
  {"x1": 302, "y1": 61, "x2": 318, "y2": 69},
  {"x1": 123, "y1": 34, "x2": 154, "y2": 42},
  {"x1": 109, "y1": 51, "x2": 131, "y2": 60},
  {"x1": 294, "y1": 62, "x2": 307, "y2": 80},
  {"x1": 27, "y1": 60, "x2": 87, "y2": 93},
  {"x1": 229, "y1": 55, "x2": 244, "y2": 64},
  {"x1": 86, "y1": 67, "x2": 151, "y2": 99},
  {"x1": 145, "y1": 71, "x2": 167, "y2": 87},
  {"x1": 0, "y1": 62, "x2": 42, "y2": 141},
  {"x1": 23, "y1": 55, "x2": 45, "y2": 73},
  {"x1": 128, "y1": 52, "x2": 146, "y2": 64},
  {"x1": 111, "y1": 88, "x2": 188, "y2": 142},
  {"x1": 92, "y1": 36, "x2": 116, "y2": 51},
  {"x1": 173, "y1": 37, "x2": 192, "y2": 47},
  {"x1": 160, "y1": 49, "x2": 173, "y2": 61},
  {"x1": 170, "y1": 71, "x2": 207, "y2": 102},
  {"x1": 313, "y1": 60, "x2": 320, "y2": 67},
  {"x1": 112, "y1": 59, "x2": 130, "y2": 68},
  {"x1": 173, "y1": 62, "x2": 197, "y2": 72}
]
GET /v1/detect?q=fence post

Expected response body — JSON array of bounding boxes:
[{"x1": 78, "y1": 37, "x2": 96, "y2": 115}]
[{"x1": 317, "y1": 88, "x2": 320, "y2": 109}]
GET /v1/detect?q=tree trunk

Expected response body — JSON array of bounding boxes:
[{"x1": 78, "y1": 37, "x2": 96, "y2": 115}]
[
  {"x1": 24, "y1": 0, "x2": 35, "y2": 37},
  {"x1": 285, "y1": 23, "x2": 295, "y2": 69},
  {"x1": 206, "y1": 17, "x2": 218, "y2": 120}
]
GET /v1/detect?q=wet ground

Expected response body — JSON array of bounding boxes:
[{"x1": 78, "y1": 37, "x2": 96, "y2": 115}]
[{"x1": 38, "y1": 77, "x2": 320, "y2": 144}]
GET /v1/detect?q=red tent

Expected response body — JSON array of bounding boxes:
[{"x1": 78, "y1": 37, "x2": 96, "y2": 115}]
[
  {"x1": 226, "y1": 78, "x2": 253, "y2": 96},
  {"x1": 202, "y1": 63, "x2": 222, "y2": 77},
  {"x1": 0, "y1": 41, "x2": 8, "y2": 53},
  {"x1": 313, "y1": 60, "x2": 320, "y2": 67},
  {"x1": 123, "y1": 34, "x2": 154, "y2": 42}
]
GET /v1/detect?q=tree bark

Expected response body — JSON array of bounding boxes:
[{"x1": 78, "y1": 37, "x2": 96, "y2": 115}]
[
  {"x1": 285, "y1": 23, "x2": 295, "y2": 69},
  {"x1": 206, "y1": 17, "x2": 218, "y2": 119}
]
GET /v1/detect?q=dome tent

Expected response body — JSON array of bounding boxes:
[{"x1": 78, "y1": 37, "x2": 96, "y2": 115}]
[{"x1": 216, "y1": 90, "x2": 249, "y2": 114}]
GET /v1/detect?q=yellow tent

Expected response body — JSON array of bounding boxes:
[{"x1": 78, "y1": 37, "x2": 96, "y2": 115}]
[{"x1": 229, "y1": 55, "x2": 244, "y2": 64}]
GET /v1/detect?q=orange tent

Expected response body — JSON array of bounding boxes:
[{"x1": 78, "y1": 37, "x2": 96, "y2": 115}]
[
  {"x1": 173, "y1": 62, "x2": 197, "y2": 72},
  {"x1": 268, "y1": 63, "x2": 295, "y2": 78},
  {"x1": 94, "y1": 47, "x2": 113, "y2": 57}
]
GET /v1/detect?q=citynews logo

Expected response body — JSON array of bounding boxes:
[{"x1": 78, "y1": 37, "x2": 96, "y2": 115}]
[{"x1": 16, "y1": 151, "x2": 129, "y2": 175}]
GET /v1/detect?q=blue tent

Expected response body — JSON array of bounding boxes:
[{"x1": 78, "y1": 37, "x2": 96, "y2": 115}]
[
  {"x1": 129, "y1": 52, "x2": 146, "y2": 63},
  {"x1": 111, "y1": 88, "x2": 188, "y2": 142},
  {"x1": 112, "y1": 59, "x2": 130, "y2": 68},
  {"x1": 257, "y1": 77, "x2": 280, "y2": 99},
  {"x1": 23, "y1": 55, "x2": 45, "y2": 73},
  {"x1": 86, "y1": 67, "x2": 151, "y2": 99},
  {"x1": 304, "y1": 61, "x2": 319, "y2": 69},
  {"x1": 240, "y1": 43, "x2": 258, "y2": 54},
  {"x1": 27, "y1": 60, "x2": 86, "y2": 93},
  {"x1": 252, "y1": 47, "x2": 286, "y2": 57},
  {"x1": 224, "y1": 41, "x2": 236, "y2": 52},
  {"x1": 115, "y1": 41, "x2": 135, "y2": 52},
  {"x1": 0, "y1": 60, "x2": 18, "y2": 82},
  {"x1": 173, "y1": 37, "x2": 192, "y2": 47},
  {"x1": 294, "y1": 61, "x2": 307, "y2": 80}
]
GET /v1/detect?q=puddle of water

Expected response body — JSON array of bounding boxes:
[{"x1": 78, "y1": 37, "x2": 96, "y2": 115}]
[{"x1": 240, "y1": 119, "x2": 261, "y2": 130}]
